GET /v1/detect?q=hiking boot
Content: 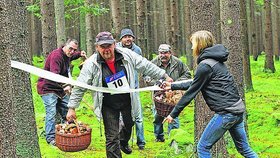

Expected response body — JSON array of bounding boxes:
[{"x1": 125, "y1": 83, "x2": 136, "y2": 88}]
[
  {"x1": 155, "y1": 138, "x2": 165, "y2": 142},
  {"x1": 120, "y1": 144, "x2": 132, "y2": 154}
]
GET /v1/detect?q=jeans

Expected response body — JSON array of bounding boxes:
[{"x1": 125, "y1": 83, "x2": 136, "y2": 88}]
[
  {"x1": 197, "y1": 113, "x2": 258, "y2": 158},
  {"x1": 134, "y1": 76, "x2": 145, "y2": 147},
  {"x1": 135, "y1": 107, "x2": 145, "y2": 147},
  {"x1": 102, "y1": 105, "x2": 134, "y2": 158},
  {"x1": 42, "y1": 93, "x2": 69, "y2": 143},
  {"x1": 153, "y1": 106, "x2": 180, "y2": 139}
]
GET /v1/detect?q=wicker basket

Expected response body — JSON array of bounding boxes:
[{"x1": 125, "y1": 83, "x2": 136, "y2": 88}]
[
  {"x1": 153, "y1": 91, "x2": 175, "y2": 117},
  {"x1": 55, "y1": 127, "x2": 92, "y2": 152}
]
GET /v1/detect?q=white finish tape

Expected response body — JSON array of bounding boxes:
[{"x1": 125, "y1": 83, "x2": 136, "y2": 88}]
[{"x1": 11, "y1": 60, "x2": 163, "y2": 94}]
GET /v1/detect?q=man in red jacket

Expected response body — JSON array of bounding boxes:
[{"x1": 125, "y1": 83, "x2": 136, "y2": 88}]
[{"x1": 37, "y1": 39, "x2": 86, "y2": 146}]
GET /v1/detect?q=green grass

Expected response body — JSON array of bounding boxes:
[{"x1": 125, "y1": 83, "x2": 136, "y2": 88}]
[{"x1": 31, "y1": 55, "x2": 280, "y2": 158}]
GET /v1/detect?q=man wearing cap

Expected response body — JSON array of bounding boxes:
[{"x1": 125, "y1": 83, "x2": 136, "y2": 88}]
[
  {"x1": 66, "y1": 32, "x2": 172, "y2": 157},
  {"x1": 144, "y1": 44, "x2": 191, "y2": 142},
  {"x1": 116, "y1": 28, "x2": 145, "y2": 150}
]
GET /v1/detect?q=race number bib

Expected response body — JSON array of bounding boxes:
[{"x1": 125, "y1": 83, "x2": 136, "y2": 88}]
[{"x1": 105, "y1": 70, "x2": 130, "y2": 90}]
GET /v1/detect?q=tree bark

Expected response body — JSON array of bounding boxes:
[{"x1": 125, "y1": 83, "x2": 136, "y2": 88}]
[
  {"x1": 256, "y1": 8, "x2": 264, "y2": 56},
  {"x1": 164, "y1": 0, "x2": 172, "y2": 45},
  {"x1": 170, "y1": 0, "x2": 179, "y2": 55},
  {"x1": 136, "y1": 0, "x2": 147, "y2": 57},
  {"x1": 85, "y1": 0, "x2": 94, "y2": 55},
  {"x1": 190, "y1": 0, "x2": 228, "y2": 157},
  {"x1": 40, "y1": 0, "x2": 57, "y2": 58},
  {"x1": 264, "y1": 0, "x2": 275, "y2": 72},
  {"x1": 146, "y1": 0, "x2": 153, "y2": 58},
  {"x1": 110, "y1": 0, "x2": 122, "y2": 37},
  {"x1": 54, "y1": 0, "x2": 66, "y2": 47},
  {"x1": 241, "y1": 0, "x2": 253, "y2": 91},
  {"x1": 276, "y1": 0, "x2": 280, "y2": 61},
  {"x1": 30, "y1": 10, "x2": 42, "y2": 56},
  {"x1": 0, "y1": 1, "x2": 17, "y2": 156},
  {"x1": 184, "y1": 0, "x2": 193, "y2": 70},
  {"x1": 249, "y1": 0, "x2": 258, "y2": 60},
  {"x1": 12, "y1": 1, "x2": 42, "y2": 157},
  {"x1": 272, "y1": 0, "x2": 279, "y2": 61}
]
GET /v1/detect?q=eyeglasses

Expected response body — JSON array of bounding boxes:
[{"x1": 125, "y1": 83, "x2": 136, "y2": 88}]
[
  {"x1": 69, "y1": 47, "x2": 77, "y2": 52},
  {"x1": 100, "y1": 44, "x2": 112, "y2": 49}
]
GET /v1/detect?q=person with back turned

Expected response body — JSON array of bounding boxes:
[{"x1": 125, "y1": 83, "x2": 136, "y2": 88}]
[{"x1": 163, "y1": 30, "x2": 258, "y2": 158}]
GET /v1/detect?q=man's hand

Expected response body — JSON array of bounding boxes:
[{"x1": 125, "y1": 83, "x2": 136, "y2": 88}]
[
  {"x1": 64, "y1": 85, "x2": 72, "y2": 95},
  {"x1": 143, "y1": 76, "x2": 152, "y2": 83},
  {"x1": 80, "y1": 51, "x2": 87, "y2": 58},
  {"x1": 165, "y1": 76, "x2": 173, "y2": 82},
  {"x1": 66, "y1": 108, "x2": 76, "y2": 121},
  {"x1": 162, "y1": 115, "x2": 174, "y2": 124},
  {"x1": 163, "y1": 73, "x2": 173, "y2": 82},
  {"x1": 160, "y1": 81, "x2": 172, "y2": 90}
]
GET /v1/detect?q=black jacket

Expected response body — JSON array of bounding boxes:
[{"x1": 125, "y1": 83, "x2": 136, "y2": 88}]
[
  {"x1": 97, "y1": 50, "x2": 131, "y2": 109},
  {"x1": 170, "y1": 44, "x2": 245, "y2": 118}
]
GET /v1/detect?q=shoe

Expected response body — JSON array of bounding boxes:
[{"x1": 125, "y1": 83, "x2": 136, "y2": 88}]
[
  {"x1": 120, "y1": 144, "x2": 132, "y2": 154},
  {"x1": 48, "y1": 140, "x2": 56, "y2": 146},
  {"x1": 155, "y1": 138, "x2": 165, "y2": 142},
  {"x1": 138, "y1": 146, "x2": 145, "y2": 150}
]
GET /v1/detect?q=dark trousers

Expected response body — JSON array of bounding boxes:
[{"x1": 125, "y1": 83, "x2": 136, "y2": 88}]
[{"x1": 102, "y1": 105, "x2": 134, "y2": 158}]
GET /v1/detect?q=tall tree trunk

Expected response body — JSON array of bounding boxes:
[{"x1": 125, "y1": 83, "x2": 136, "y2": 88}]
[
  {"x1": 103, "y1": 0, "x2": 112, "y2": 32},
  {"x1": 184, "y1": 0, "x2": 193, "y2": 70},
  {"x1": 157, "y1": 0, "x2": 166, "y2": 45},
  {"x1": 27, "y1": 0, "x2": 33, "y2": 60},
  {"x1": 220, "y1": 0, "x2": 244, "y2": 104},
  {"x1": 276, "y1": 0, "x2": 280, "y2": 61},
  {"x1": 85, "y1": 0, "x2": 94, "y2": 55},
  {"x1": 190, "y1": 0, "x2": 228, "y2": 157},
  {"x1": 54, "y1": 0, "x2": 66, "y2": 47},
  {"x1": 136, "y1": 0, "x2": 147, "y2": 57},
  {"x1": 152, "y1": 0, "x2": 159, "y2": 53},
  {"x1": 146, "y1": 0, "x2": 153, "y2": 58},
  {"x1": 250, "y1": 0, "x2": 258, "y2": 60},
  {"x1": 178, "y1": 0, "x2": 185, "y2": 57},
  {"x1": 0, "y1": 1, "x2": 16, "y2": 157},
  {"x1": 170, "y1": 0, "x2": 179, "y2": 55},
  {"x1": 110, "y1": 0, "x2": 122, "y2": 37},
  {"x1": 264, "y1": 0, "x2": 275, "y2": 72},
  {"x1": 164, "y1": 0, "x2": 172, "y2": 45},
  {"x1": 30, "y1": 10, "x2": 42, "y2": 56},
  {"x1": 80, "y1": 12, "x2": 86, "y2": 51},
  {"x1": 12, "y1": 1, "x2": 41, "y2": 157},
  {"x1": 272, "y1": 0, "x2": 279, "y2": 61},
  {"x1": 241, "y1": 0, "x2": 253, "y2": 91},
  {"x1": 91, "y1": 0, "x2": 98, "y2": 38},
  {"x1": 256, "y1": 9, "x2": 264, "y2": 55},
  {"x1": 40, "y1": 0, "x2": 57, "y2": 58}
]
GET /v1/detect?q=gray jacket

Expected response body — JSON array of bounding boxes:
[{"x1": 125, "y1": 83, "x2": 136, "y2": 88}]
[
  {"x1": 67, "y1": 47, "x2": 166, "y2": 120},
  {"x1": 144, "y1": 55, "x2": 191, "y2": 85}
]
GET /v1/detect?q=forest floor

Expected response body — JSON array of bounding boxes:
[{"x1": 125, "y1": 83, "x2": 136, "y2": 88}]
[{"x1": 31, "y1": 55, "x2": 280, "y2": 158}]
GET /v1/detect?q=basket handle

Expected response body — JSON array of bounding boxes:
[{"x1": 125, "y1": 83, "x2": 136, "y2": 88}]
[{"x1": 73, "y1": 119, "x2": 81, "y2": 133}]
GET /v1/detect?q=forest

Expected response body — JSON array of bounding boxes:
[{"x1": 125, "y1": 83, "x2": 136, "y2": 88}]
[{"x1": 0, "y1": 0, "x2": 279, "y2": 157}]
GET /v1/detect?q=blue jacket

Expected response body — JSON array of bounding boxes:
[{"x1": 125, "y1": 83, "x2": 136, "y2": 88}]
[{"x1": 116, "y1": 42, "x2": 142, "y2": 88}]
